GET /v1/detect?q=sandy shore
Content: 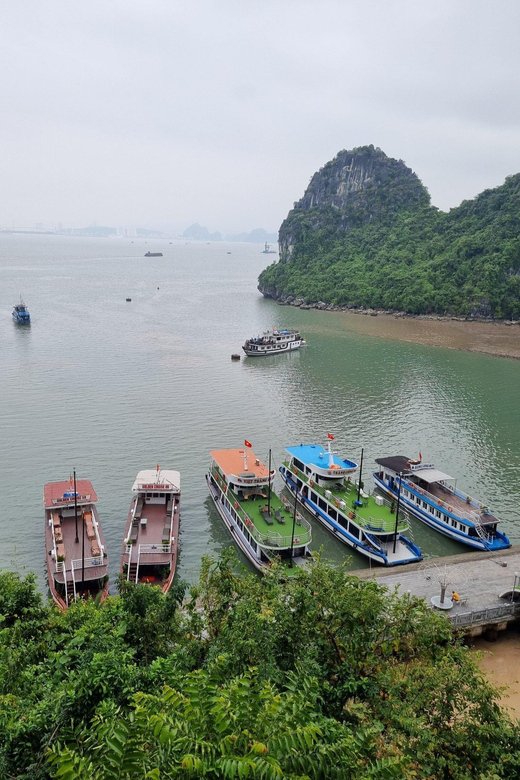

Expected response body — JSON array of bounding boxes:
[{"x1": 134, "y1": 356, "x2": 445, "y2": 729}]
[
  {"x1": 472, "y1": 630, "x2": 520, "y2": 719},
  {"x1": 333, "y1": 311, "x2": 520, "y2": 360}
]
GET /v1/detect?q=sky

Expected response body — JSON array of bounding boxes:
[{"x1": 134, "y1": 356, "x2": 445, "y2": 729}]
[{"x1": 1, "y1": 0, "x2": 520, "y2": 233}]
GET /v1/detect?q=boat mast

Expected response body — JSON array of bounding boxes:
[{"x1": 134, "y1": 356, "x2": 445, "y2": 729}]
[
  {"x1": 392, "y1": 473, "x2": 403, "y2": 554},
  {"x1": 267, "y1": 448, "x2": 272, "y2": 516},
  {"x1": 356, "y1": 448, "x2": 364, "y2": 506},
  {"x1": 327, "y1": 438, "x2": 334, "y2": 468},
  {"x1": 290, "y1": 484, "x2": 298, "y2": 565},
  {"x1": 73, "y1": 469, "x2": 79, "y2": 543}
]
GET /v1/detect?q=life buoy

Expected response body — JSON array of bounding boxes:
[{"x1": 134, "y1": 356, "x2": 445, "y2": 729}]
[
  {"x1": 234, "y1": 501, "x2": 239, "y2": 510},
  {"x1": 448, "y1": 505, "x2": 453, "y2": 513}
]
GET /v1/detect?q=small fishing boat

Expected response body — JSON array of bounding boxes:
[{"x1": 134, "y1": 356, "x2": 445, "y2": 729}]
[
  {"x1": 242, "y1": 328, "x2": 305, "y2": 356},
  {"x1": 280, "y1": 437, "x2": 422, "y2": 566},
  {"x1": 261, "y1": 242, "x2": 276, "y2": 254},
  {"x1": 144, "y1": 251, "x2": 163, "y2": 257},
  {"x1": 373, "y1": 455, "x2": 511, "y2": 552},
  {"x1": 44, "y1": 475, "x2": 109, "y2": 610},
  {"x1": 206, "y1": 443, "x2": 312, "y2": 573},
  {"x1": 121, "y1": 466, "x2": 180, "y2": 590},
  {"x1": 12, "y1": 297, "x2": 30, "y2": 324}
]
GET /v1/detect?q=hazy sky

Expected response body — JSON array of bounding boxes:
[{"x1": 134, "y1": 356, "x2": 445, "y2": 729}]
[{"x1": 2, "y1": 1, "x2": 520, "y2": 233}]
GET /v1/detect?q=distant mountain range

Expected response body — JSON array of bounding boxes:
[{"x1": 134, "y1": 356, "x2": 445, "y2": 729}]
[{"x1": 182, "y1": 223, "x2": 277, "y2": 243}]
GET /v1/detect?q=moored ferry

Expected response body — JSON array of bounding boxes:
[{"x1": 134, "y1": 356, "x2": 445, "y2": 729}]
[
  {"x1": 121, "y1": 467, "x2": 180, "y2": 590},
  {"x1": 44, "y1": 476, "x2": 109, "y2": 610},
  {"x1": 206, "y1": 444, "x2": 312, "y2": 572},
  {"x1": 373, "y1": 455, "x2": 511, "y2": 552},
  {"x1": 279, "y1": 438, "x2": 422, "y2": 566},
  {"x1": 242, "y1": 328, "x2": 305, "y2": 356}
]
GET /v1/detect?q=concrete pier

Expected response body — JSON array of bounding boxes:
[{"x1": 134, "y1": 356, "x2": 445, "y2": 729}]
[{"x1": 356, "y1": 546, "x2": 520, "y2": 636}]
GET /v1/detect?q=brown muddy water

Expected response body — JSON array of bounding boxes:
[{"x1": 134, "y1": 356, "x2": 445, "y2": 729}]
[
  {"x1": 336, "y1": 311, "x2": 520, "y2": 360},
  {"x1": 472, "y1": 628, "x2": 520, "y2": 719}
]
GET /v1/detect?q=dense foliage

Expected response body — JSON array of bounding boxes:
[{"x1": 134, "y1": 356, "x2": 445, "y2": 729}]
[
  {"x1": 0, "y1": 558, "x2": 519, "y2": 778},
  {"x1": 259, "y1": 170, "x2": 520, "y2": 319}
]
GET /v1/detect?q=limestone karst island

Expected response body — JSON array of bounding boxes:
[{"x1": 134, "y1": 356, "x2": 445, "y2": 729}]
[{"x1": 259, "y1": 145, "x2": 520, "y2": 320}]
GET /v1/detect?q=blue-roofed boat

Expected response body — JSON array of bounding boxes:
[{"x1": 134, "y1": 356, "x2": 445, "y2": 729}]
[
  {"x1": 279, "y1": 438, "x2": 422, "y2": 566},
  {"x1": 12, "y1": 297, "x2": 30, "y2": 324},
  {"x1": 373, "y1": 456, "x2": 511, "y2": 552}
]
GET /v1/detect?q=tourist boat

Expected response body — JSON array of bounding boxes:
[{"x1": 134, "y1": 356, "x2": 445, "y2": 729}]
[
  {"x1": 206, "y1": 444, "x2": 312, "y2": 573},
  {"x1": 373, "y1": 455, "x2": 511, "y2": 552},
  {"x1": 121, "y1": 467, "x2": 180, "y2": 590},
  {"x1": 261, "y1": 242, "x2": 276, "y2": 254},
  {"x1": 242, "y1": 328, "x2": 305, "y2": 356},
  {"x1": 279, "y1": 438, "x2": 423, "y2": 566},
  {"x1": 144, "y1": 251, "x2": 163, "y2": 257},
  {"x1": 44, "y1": 475, "x2": 109, "y2": 610},
  {"x1": 12, "y1": 297, "x2": 30, "y2": 324}
]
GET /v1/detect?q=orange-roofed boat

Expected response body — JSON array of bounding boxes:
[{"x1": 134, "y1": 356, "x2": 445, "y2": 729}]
[
  {"x1": 206, "y1": 445, "x2": 312, "y2": 573},
  {"x1": 120, "y1": 466, "x2": 180, "y2": 591},
  {"x1": 44, "y1": 475, "x2": 109, "y2": 610}
]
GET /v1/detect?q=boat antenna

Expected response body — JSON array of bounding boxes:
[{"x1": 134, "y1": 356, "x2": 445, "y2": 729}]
[
  {"x1": 393, "y1": 472, "x2": 403, "y2": 554},
  {"x1": 290, "y1": 481, "x2": 298, "y2": 566},
  {"x1": 73, "y1": 468, "x2": 79, "y2": 543},
  {"x1": 327, "y1": 437, "x2": 334, "y2": 468},
  {"x1": 356, "y1": 447, "x2": 364, "y2": 506},
  {"x1": 267, "y1": 448, "x2": 272, "y2": 516}
]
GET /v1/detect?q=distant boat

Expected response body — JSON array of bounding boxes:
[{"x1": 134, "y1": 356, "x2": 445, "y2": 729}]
[
  {"x1": 121, "y1": 466, "x2": 180, "y2": 591},
  {"x1": 261, "y1": 242, "x2": 276, "y2": 254},
  {"x1": 12, "y1": 297, "x2": 30, "y2": 324},
  {"x1": 144, "y1": 251, "x2": 163, "y2": 257},
  {"x1": 44, "y1": 474, "x2": 109, "y2": 610}
]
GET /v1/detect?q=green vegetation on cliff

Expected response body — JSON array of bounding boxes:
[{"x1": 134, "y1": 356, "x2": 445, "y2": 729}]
[
  {"x1": 0, "y1": 558, "x2": 519, "y2": 779},
  {"x1": 259, "y1": 147, "x2": 520, "y2": 319}
]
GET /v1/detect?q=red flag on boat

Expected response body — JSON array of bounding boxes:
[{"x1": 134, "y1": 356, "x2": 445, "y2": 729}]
[
  {"x1": 419, "y1": 452, "x2": 422, "y2": 461},
  {"x1": 327, "y1": 433, "x2": 335, "y2": 440},
  {"x1": 244, "y1": 439, "x2": 252, "y2": 448}
]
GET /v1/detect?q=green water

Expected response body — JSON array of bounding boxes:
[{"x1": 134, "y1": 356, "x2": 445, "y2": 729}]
[{"x1": 1, "y1": 233, "x2": 519, "y2": 590}]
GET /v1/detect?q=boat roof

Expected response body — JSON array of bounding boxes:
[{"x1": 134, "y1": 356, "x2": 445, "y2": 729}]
[
  {"x1": 210, "y1": 448, "x2": 270, "y2": 479},
  {"x1": 375, "y1": 456, "x2": 453, "y2": 483},
  {"x1": 286, "y1": 444, "x2": 358, "y2": 470},
  {"x1": 44, "y1": 480, "x2": 97, "y2": 508},
  {"x1": 132, "y1": 469, "x2": 180, "y2": 491}
]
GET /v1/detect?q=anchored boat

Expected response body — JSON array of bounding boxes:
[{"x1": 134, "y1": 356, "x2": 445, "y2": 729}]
[
  {"x1": 373, "y1": 455, "x2": 511, "y2": 552},
  {"x1": 206, "y1": 444, "x2": 312, "y2": 573},
  {"x1": 44, "y1": 475, "x2": 109, "y2": 610},
  {"x1": 242, "y1": 328, "x2": 305, "y2": 357},
  {"x1": 279, "y1": 438, "x2": 422, "y2": 566},
  {"x1": 12, "y1": 297, "x2": 30, "y2": 324},
  {"x1": 121, "y1": 467, "x2": 180, "y2": 590}
]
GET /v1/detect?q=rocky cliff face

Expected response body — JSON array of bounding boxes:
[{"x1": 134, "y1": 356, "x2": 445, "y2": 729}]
[{"x1": 278, "y1": 145, "x2": 430, "y2": 261}]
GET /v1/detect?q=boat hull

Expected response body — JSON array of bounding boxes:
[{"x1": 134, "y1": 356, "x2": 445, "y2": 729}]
[
  {"x1": 280, "y1": 466, "x2": 421, "y2": 566},
  {"x1": 242, "y1": 340, "x2": 304, "y2": 357},
  {"x1": 372, "y1": 473, "x2": 511, "y2": 552}
]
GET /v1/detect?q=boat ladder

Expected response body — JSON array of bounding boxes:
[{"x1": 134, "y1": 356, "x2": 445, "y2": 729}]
[
  {"x1": 66, "y1": 570, "x2": 76, "y2": 605},
  {"x1": 473, "y1": 514, "x2": 492, "y2": 545},
  {"x1": 128, "y1": 558, "x2": 139, "y2": 583}
]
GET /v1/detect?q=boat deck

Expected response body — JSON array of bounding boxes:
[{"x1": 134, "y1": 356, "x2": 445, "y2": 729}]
[
  {"x1": 45, "y1": 507, "x2": 108, "y2": 585},
  {"x1": 287, "y1": 463, "x2": 409, "y2": 534},
  {"x1": 124, "y1": 500, "x2": 178, "y2": 565},
  {"x1": 238, "y1": 491, "x2": 311, "y2": 545},
  {"x1": 414, "y1": 480, "x2": 499, "y2": 524}
]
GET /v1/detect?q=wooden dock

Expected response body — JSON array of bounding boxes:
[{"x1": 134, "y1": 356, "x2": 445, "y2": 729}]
[{"x1": 356, "y1": 546, "x2": 520, "y2": 637}]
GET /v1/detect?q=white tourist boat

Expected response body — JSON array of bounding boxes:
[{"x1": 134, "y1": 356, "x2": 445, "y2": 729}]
[
  {"x1": 373, "y1": 455, "x2": 511, "y2": 552},
  {"x1": 206, "y1": 444, "x2": 312, "y2": 573},
  {"x1": 120, "y1": 467, "x2": 180, "y2": 591},
  {"x1": 279, "y1": 438, "x2": 423, "y2": 566},
  {"x1": 242, "y1": 328, "x2": 305, "y2": 356}
]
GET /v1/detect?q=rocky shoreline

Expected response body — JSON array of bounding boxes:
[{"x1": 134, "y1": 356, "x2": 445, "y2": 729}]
[{"x1": 265, "y1": 293, "x2": 520, "y2": 326}]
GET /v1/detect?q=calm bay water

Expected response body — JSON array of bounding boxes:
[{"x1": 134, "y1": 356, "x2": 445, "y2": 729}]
[{"x1": 1, "y1": 233, "x2": 519, "y2": 591}]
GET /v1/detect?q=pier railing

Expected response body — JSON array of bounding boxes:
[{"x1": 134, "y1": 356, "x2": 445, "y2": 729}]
[
  {"x1": 450, "y1": 602, "x2": 520, "y2": 629},
  {"x1": 284, "y1": 462, "x2": 409, "y2": 534},
  {"x1": 139, "y1": 543, "x2": 172, "y2": 555}
]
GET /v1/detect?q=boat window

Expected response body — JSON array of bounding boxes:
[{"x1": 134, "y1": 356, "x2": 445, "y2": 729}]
[
  {"x1": 436, "y1": 509, "x2": 441, "y2": 518},
  {"x1": 329, "y1": 508, "x2": 337, "y2": 521},
  {"x1": 349, "y1": 523, "x2": 360, "y2": 539},
  {"x1": 422, "y1": 500, "x2": 428, "y2": 509},
  {"x1": 294, "y1": 458, "x2": 305, "y2": 472},
  {"x1": 318, "y1": 498, "x2": 327, "y2": 511},
  {"x1": 310, "y1": 492, "x2": 317, "y2": 502}
]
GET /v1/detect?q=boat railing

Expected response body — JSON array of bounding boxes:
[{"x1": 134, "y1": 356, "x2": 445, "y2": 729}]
[
  {"x1": 72, "y1": 556, "x2": 104, "y2": 570},
  {"x1": 406, "y1": 481, "x2": 489, "y2": 527},
  {"x1": 139, "y1": 543, "x2": 172, "y2": 555},
  {"x1": 232, "y1": 498, "x2": 312, "y2": 548},
  {"x1": 286, "y1": 462, "x2": 408, "y2": 533},
  {"x1": 55, "y1": 560, "x2": 65, "y2": 573}
]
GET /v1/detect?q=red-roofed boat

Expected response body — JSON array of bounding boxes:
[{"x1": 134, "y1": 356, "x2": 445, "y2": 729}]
[
  {"x1": 120, "y1": 467, "x2": 180, "y2": 591},
  {"x1": 44, "y1": 475, "x2": 109, "y2": 610}
]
